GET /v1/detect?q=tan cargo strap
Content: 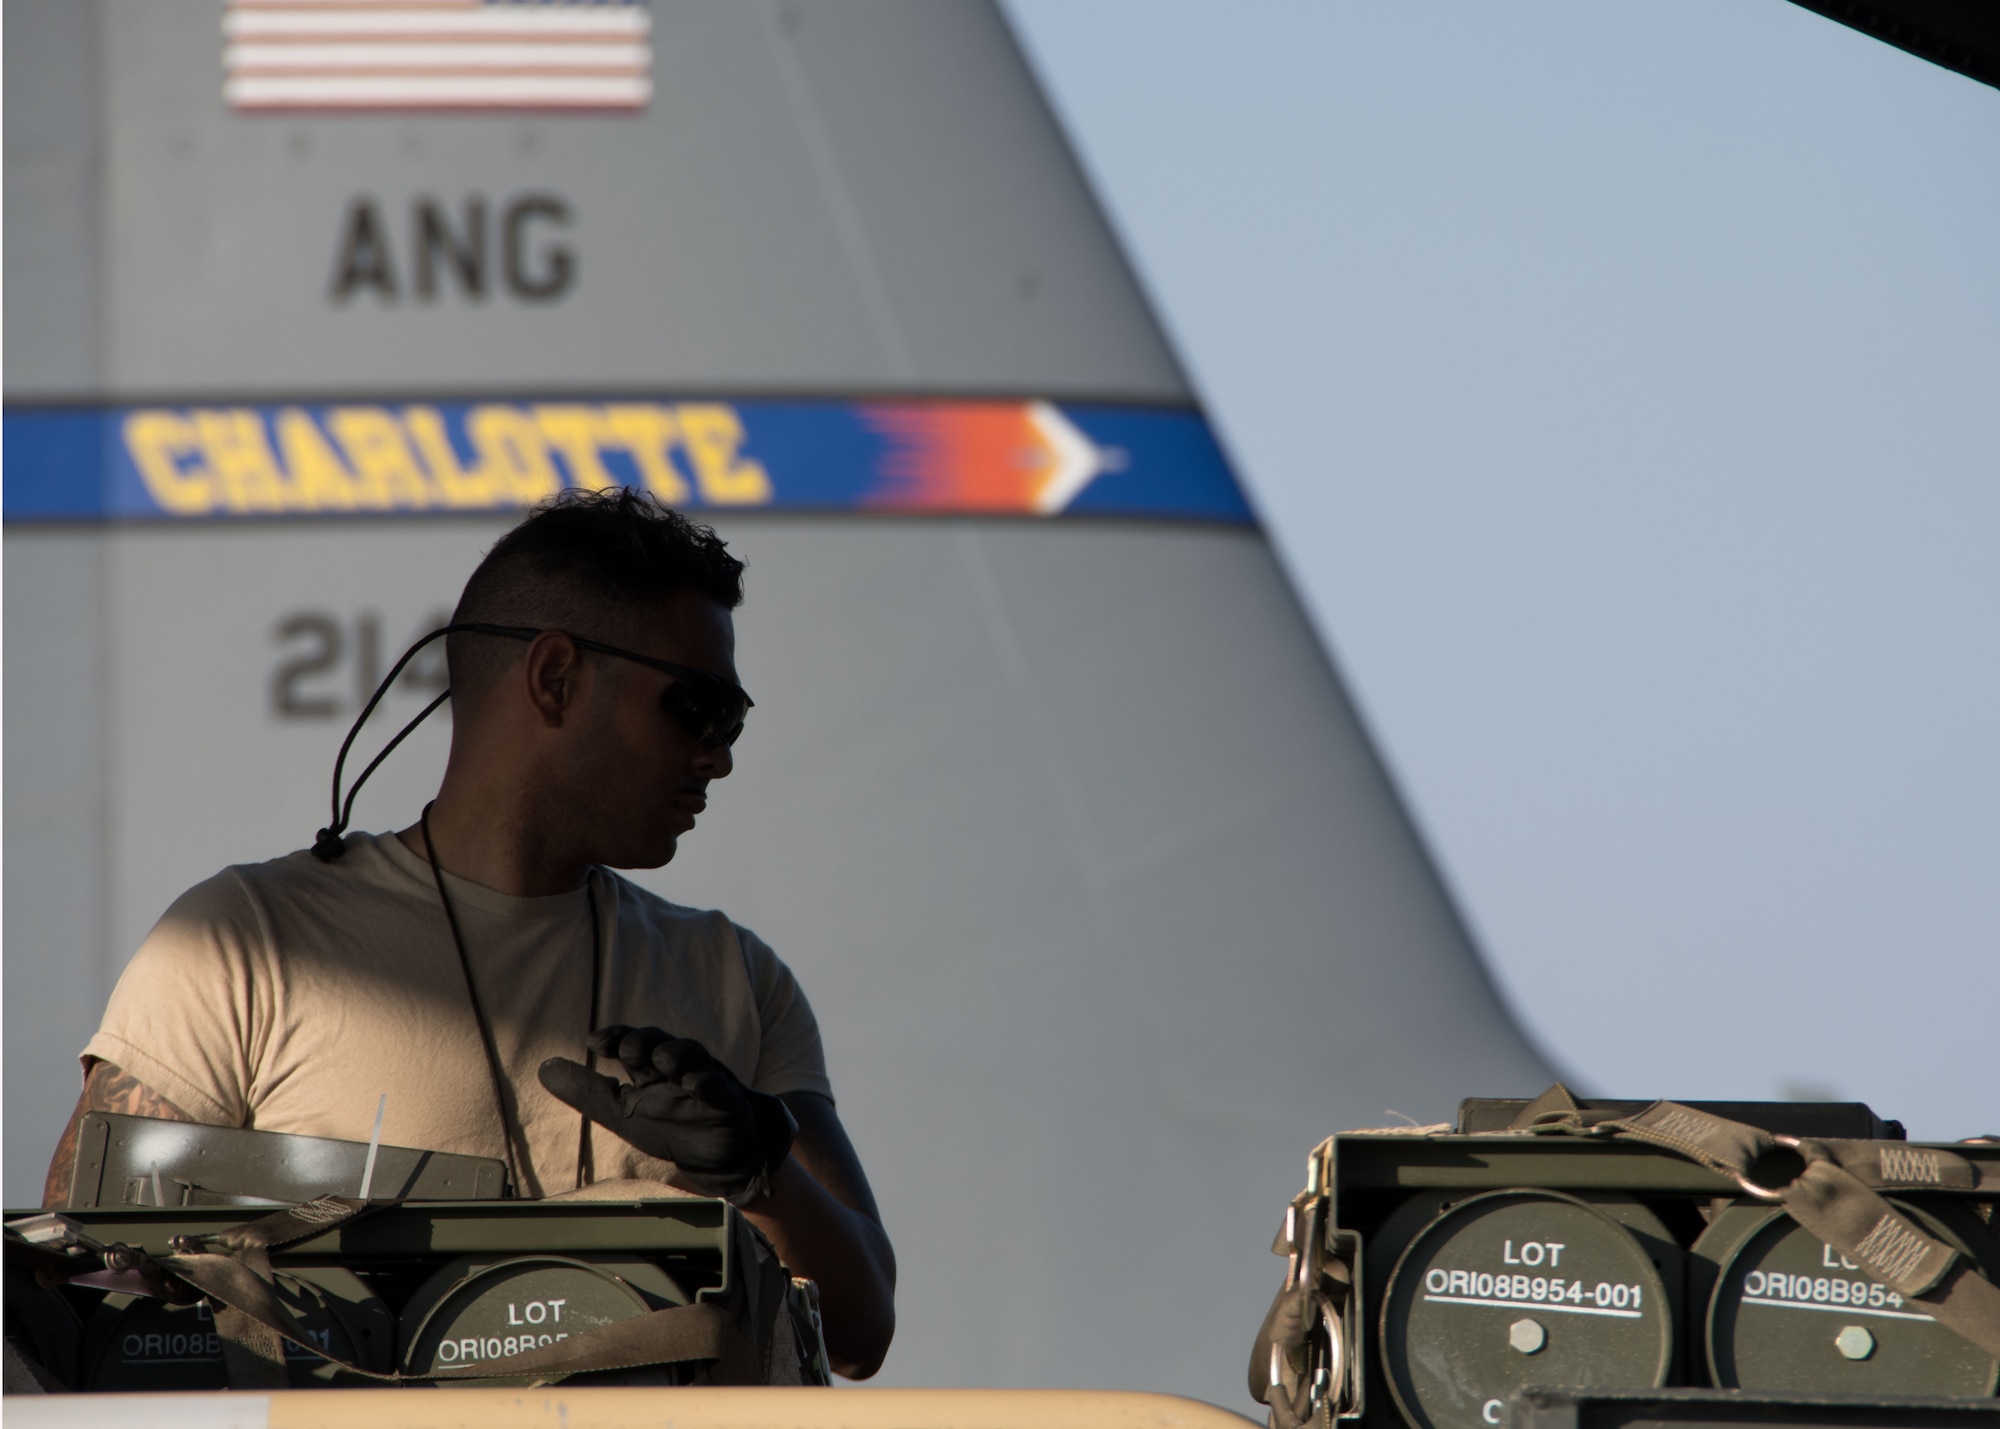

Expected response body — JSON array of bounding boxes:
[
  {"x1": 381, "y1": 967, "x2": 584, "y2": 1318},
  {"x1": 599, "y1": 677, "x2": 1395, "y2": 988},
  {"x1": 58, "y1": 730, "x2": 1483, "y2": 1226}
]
[
  {"x1": 199, "y1": 1194, "x2": 371, "y2": 1254},
  {"x1": 1510, "y1": 1084, "x2": 2000, "y2": 1358},
  {"x1": 1508, "y1": 1084, "x2": 2000, "y2": 1192},
  {"x1": 120, "y1": 1195, "x2": 758, "y2": 1389},
  {"x1": 174, "y1": 1195, "x2": 370, "y2": 1389}
]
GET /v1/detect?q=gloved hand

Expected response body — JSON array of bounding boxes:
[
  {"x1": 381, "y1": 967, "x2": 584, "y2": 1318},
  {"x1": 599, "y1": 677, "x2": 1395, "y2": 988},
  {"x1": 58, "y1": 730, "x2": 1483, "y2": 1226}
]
[{"x1": 539, "y1": 1025, "x2": 797, "y2": 1205}]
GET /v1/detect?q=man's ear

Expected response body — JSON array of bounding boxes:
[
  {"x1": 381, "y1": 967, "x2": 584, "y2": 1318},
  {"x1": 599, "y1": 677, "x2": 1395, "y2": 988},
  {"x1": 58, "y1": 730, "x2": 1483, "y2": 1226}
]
[{"x1": 522, "y1": 631, "x2": 583, "y2": 727}]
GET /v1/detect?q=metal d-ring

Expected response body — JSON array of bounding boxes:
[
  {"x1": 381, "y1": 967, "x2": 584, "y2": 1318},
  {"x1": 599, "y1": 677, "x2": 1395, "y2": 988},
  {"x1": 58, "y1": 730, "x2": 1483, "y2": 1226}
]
[
  {"x1": 1732, "y1": 1134, "x2": 1805, "y2": 1202},
  {"x1": 1313, "y1": 1292, "x2": 1347, "y2": 1416}
]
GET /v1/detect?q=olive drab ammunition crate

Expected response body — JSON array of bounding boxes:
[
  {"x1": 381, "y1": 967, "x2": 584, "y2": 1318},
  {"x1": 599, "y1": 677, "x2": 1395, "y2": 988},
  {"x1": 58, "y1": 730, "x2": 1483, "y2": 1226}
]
[
  {"x1": 4, "y1": 1196, "x2": 829, "y2": 1393},
  {"x1": 1250, "y1": 1089, "x2": 2000, "y2": 1429}
]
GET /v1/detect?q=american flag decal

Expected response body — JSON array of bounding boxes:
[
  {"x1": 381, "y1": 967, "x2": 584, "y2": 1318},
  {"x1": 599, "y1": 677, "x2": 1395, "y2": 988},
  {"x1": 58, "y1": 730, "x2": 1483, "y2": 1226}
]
[{"x1": 222, "y1": 1, "x2": 652, "y2": 113}]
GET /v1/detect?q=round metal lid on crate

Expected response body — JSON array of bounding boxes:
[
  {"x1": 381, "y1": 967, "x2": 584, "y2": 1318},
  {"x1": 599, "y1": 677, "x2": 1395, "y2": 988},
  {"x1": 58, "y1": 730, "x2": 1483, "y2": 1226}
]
[
  {"x1": 1381, "y1": 1190, "x2": 1675, "y2": 1429},
  {"x1": 397, "y1": 1253, "x2": 687, "y2": 1385},
  {"x1": 1696, "y1": 1198, "x2": 2000, "y2": 1397},
  {"x1": 84, "y1": 1266, "x2": 386, "y2": 1390}
]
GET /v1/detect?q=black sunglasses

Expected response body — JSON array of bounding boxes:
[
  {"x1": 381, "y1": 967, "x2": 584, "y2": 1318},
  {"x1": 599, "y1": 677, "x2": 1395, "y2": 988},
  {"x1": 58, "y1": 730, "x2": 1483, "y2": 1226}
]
[
  {"x1": 457, "y1": 622, "x2": 754, "y2": 749},
  {"x1": 312, "y1": 619, "x2": 755, "y2": 862}
]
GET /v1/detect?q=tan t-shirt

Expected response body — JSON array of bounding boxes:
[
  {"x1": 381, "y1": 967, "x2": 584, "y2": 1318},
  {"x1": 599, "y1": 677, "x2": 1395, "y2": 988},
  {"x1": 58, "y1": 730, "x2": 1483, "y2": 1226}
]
[{"x1": 84, "y1": 832, "x2": 831, "y2": 1198}]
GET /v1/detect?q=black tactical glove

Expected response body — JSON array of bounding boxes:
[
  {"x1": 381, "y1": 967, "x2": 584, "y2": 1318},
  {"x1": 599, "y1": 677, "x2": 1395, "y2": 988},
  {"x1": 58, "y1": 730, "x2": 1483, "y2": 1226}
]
[{"x1": 538, "y1": 1025, "x2": 797, "y2": 1205}]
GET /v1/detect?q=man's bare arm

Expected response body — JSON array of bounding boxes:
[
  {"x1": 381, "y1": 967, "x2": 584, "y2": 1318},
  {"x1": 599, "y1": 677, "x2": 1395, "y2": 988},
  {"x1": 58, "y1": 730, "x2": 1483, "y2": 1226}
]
[
  {"x1": 43, "y1": 1060, "x2": 193, "y2": 1207},
  {"x1": 741, "y1": 1091, "x2": 896, "y2": 1379}
]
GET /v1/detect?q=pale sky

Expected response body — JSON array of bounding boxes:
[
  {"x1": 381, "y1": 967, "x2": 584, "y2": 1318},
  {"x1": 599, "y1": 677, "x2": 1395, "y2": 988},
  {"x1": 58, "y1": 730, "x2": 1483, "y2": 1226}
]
[{"x1": 1005, "y1": 0, "x2": 2000, "y2": 1138}]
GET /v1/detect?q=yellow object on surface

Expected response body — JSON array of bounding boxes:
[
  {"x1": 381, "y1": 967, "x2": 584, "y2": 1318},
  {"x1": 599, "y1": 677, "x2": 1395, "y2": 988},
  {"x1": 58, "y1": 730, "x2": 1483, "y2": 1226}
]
[{"x1": 4, "y1": 1386, "x2": 1258, "y2": 1429}]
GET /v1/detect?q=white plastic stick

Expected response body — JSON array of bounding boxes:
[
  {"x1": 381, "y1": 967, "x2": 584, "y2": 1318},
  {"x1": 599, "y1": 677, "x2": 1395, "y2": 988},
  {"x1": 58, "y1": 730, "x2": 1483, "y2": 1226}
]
[
  {"x1": 357, "y1": 1094, "x2": 387, "y2": 1201},
  {"x1": 152, "y1": 1164, "x2": 165, "y2": 1208}
]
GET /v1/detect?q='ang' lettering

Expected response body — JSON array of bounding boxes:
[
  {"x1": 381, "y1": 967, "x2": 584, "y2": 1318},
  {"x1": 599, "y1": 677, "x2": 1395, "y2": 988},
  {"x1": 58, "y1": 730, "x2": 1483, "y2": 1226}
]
[{"x1": 331, "y1": 194, "x2": 575, "y2": 305}]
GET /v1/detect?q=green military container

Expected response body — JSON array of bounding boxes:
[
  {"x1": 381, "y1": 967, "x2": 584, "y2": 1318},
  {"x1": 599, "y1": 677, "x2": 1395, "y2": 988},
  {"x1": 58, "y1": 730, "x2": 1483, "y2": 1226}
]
[
  {"x1": 6, "y1": 1193, "x2": 823, "y2": 1392},
  {"x1": 1249, "y1": 1095, "x2": 2000, "y2": 1429},
  {"x1": 1693, "y1": 1198, "x2": 2000, "y2": 1397}
]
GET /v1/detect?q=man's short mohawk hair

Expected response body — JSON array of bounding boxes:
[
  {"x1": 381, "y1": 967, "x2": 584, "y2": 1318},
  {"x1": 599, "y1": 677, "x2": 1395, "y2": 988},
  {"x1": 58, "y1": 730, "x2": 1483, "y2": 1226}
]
[{"x1": 447, "y1": 487, "x2": 744, "y2": 700}]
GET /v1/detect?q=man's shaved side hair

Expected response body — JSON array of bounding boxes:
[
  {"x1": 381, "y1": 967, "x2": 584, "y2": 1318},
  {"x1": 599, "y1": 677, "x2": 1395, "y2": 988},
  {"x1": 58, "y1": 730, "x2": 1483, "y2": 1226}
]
[{"x1": 448, "y1": 487, "x2": 745, "y2": 708}]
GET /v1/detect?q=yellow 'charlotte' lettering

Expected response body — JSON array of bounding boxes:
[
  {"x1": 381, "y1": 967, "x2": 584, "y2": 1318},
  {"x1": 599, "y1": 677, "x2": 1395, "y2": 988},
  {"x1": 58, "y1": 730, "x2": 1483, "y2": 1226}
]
[
  {"x1": 124, "y1": 411, "x2": 215, "y2": 515},
  {"x1": 405, "y1": 406, "x2": 497, "y2": 508},
  {"x1": 193, "y1": 409, "x2": 288, "y2": 513},
  {"x1": 468, "y1": 405, "x2": 560, "y2": 503},
  {"x1": 603, "y1": 404, "x2": 690, "y2": 503},
  {"x1": 533, "y1": 405, "x2": 620, "y2": 491},
  {"x1": 329, "y1": 407, "x2": 433, "y2": 510},
  {"x1": 274, "y1": 409, "x2": 358, "y2": 512},
  {"x1": 677, "y1": 404, "x2": 772, "y2": 505}
]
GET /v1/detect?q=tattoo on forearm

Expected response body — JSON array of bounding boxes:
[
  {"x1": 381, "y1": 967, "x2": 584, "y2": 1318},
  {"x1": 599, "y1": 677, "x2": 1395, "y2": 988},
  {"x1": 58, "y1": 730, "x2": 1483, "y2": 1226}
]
[
  {"x1": 84, "y1": 1063, "x2": 190, "y2": 1121},
  {"x1": 43, "y1": 1061, "x2": 191, "y2": 1207}
]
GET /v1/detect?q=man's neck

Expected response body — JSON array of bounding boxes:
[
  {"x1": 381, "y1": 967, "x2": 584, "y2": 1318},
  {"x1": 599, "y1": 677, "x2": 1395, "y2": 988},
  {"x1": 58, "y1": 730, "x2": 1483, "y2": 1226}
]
[{"x1": 398, "y1": 779, "x2": 591, "y2": 897}]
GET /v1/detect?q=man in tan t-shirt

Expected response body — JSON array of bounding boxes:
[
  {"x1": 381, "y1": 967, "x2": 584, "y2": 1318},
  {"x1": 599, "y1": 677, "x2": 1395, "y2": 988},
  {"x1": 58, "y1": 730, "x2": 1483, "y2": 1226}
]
[{"x1": 44, "y1": 488, "x2": 896, "y2": 1379}]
